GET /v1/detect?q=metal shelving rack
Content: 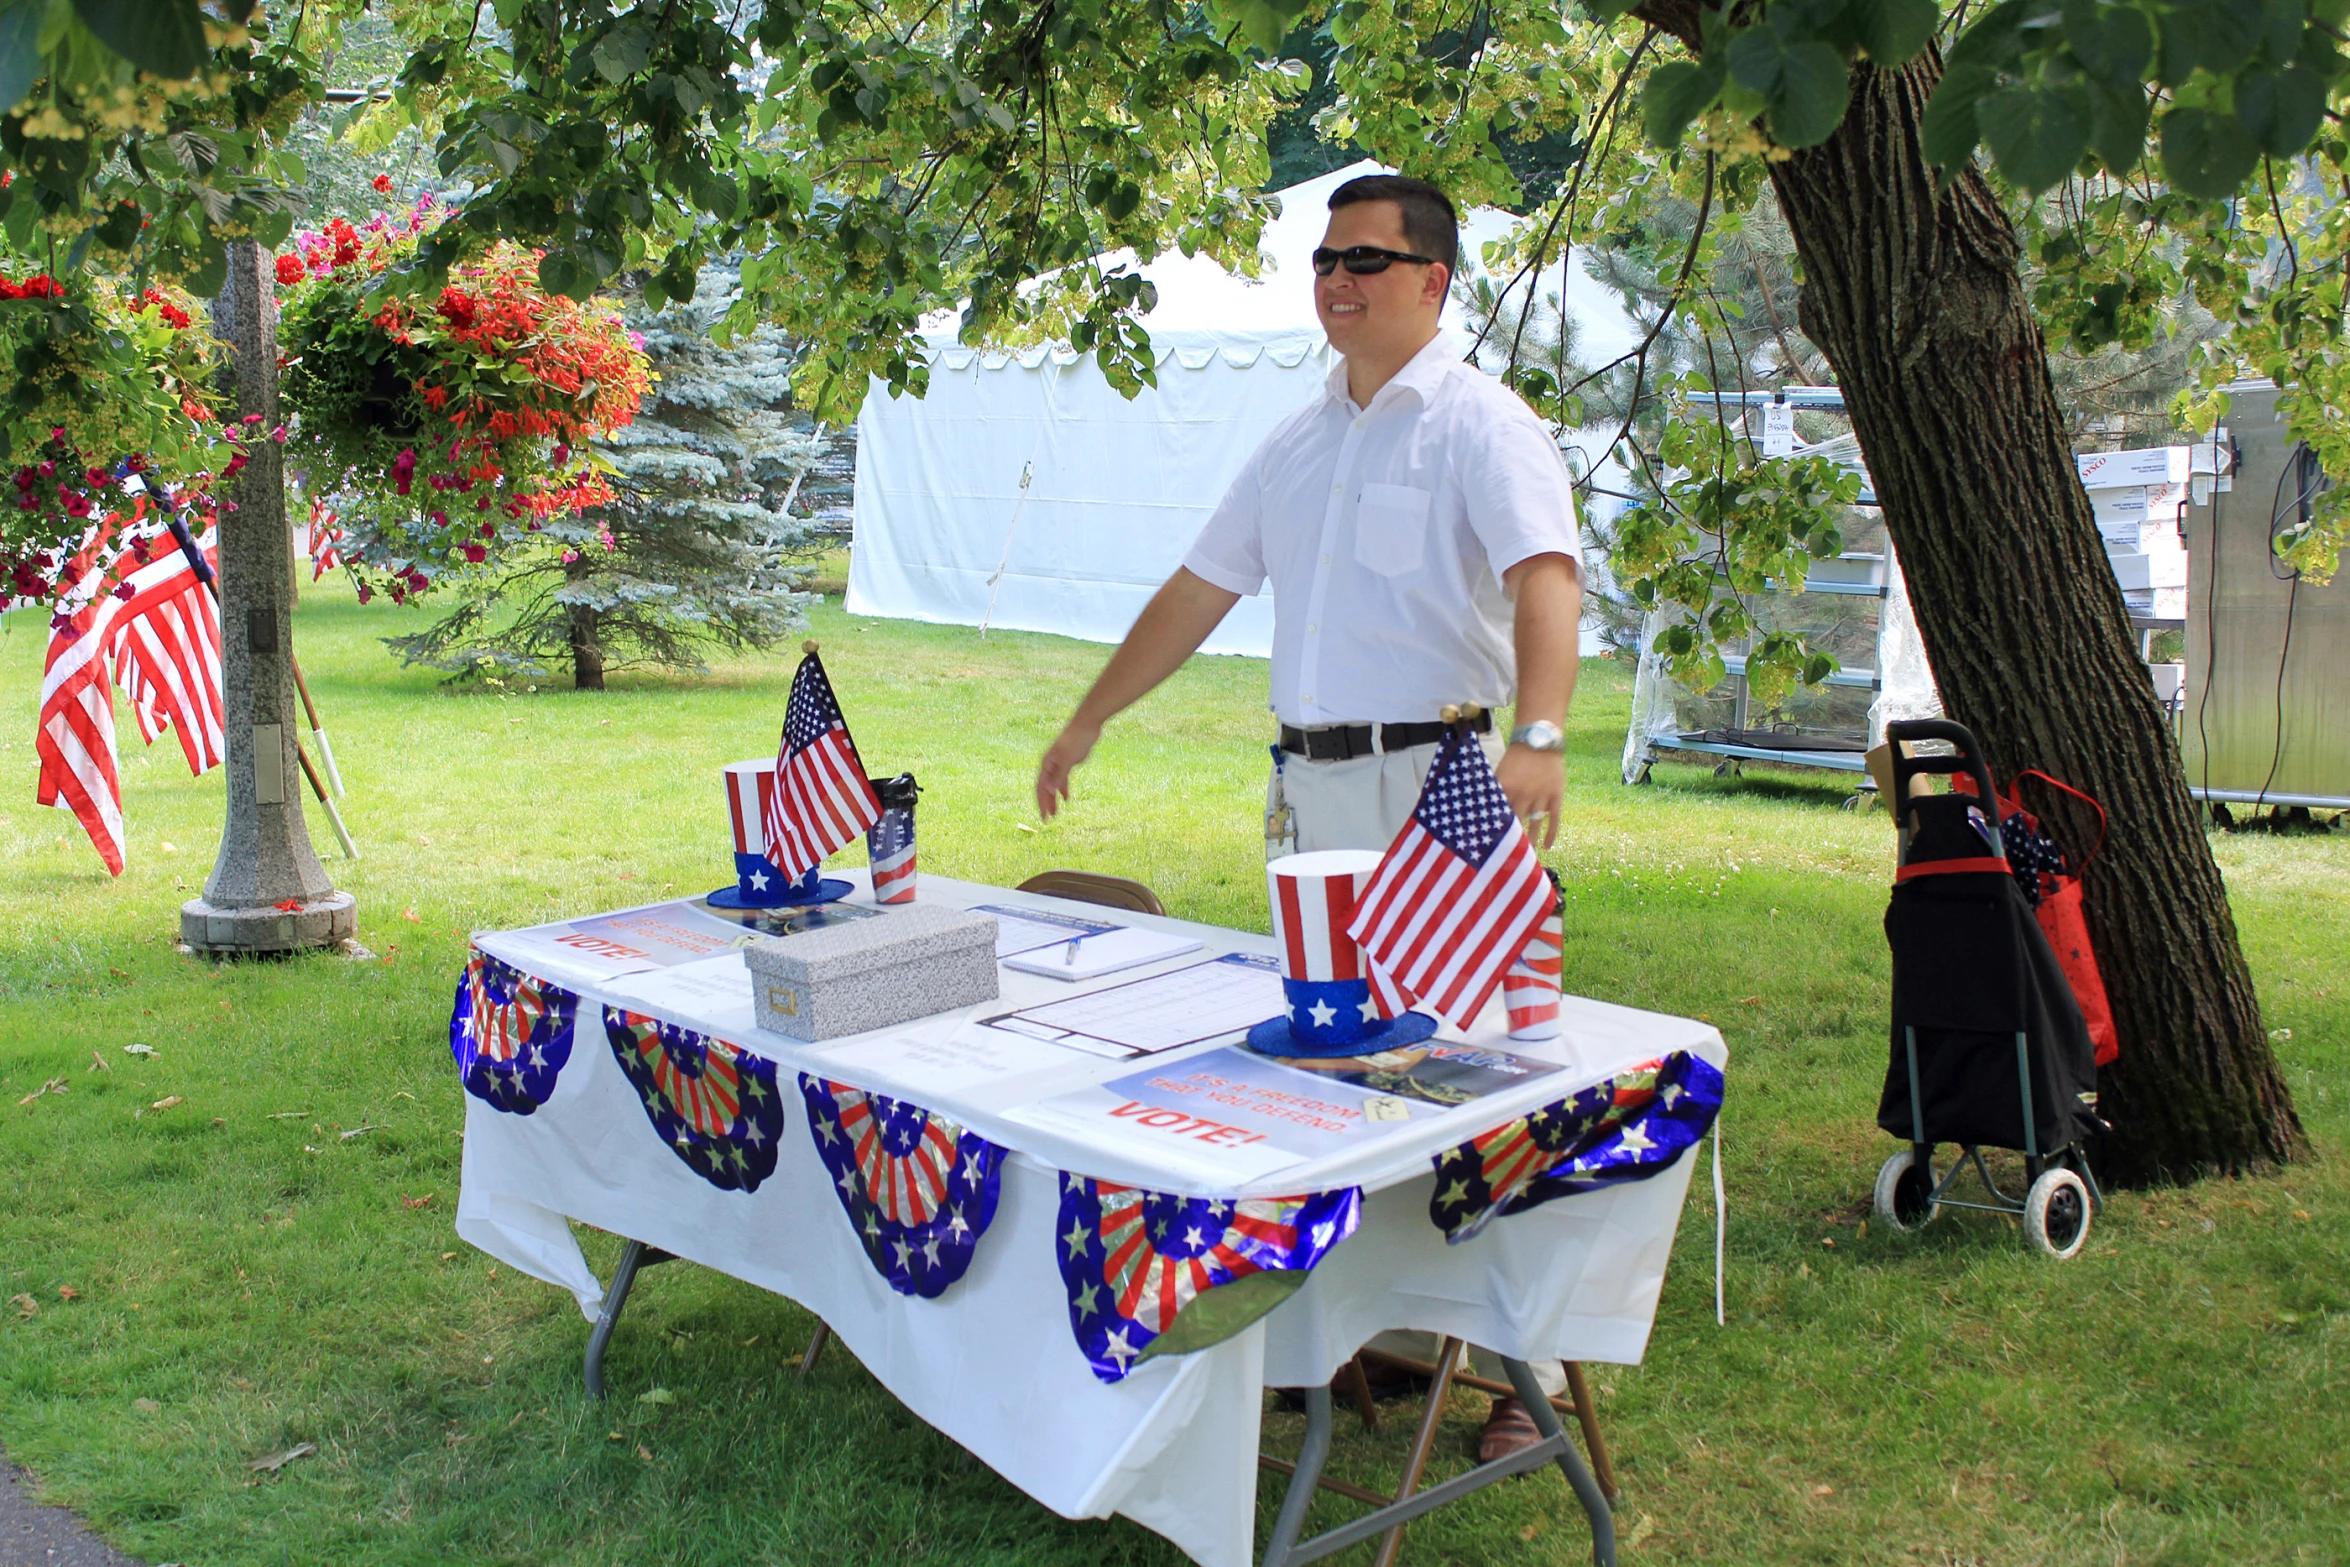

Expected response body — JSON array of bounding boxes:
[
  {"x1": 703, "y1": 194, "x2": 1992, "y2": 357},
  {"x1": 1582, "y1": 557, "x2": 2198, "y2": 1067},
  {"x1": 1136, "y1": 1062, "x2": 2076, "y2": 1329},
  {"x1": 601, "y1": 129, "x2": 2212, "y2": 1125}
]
[{"x1": 1623, "y1": 388, "x2": 1927, "y2": 784}]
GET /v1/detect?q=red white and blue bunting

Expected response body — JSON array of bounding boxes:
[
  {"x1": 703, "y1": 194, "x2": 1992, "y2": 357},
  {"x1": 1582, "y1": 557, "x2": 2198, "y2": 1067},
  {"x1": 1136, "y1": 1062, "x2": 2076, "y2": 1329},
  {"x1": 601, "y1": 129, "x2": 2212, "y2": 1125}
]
[
  {"x1": 1428, "y1": 1050, "x2": 1724, "y2": 1244},
  {"x1": 798, "y1": 1076, "x2": 1006, "y2": 1299},
  {"x1": 1057, "y1": 1178, "x2": 1361, "y2": 1383},
  {"x1": 450, "y1": 949, "x2": 579, "y2": 1115},
  {"x1": 604, "y1": 1009, "x2": 787, "y2": 1193}
]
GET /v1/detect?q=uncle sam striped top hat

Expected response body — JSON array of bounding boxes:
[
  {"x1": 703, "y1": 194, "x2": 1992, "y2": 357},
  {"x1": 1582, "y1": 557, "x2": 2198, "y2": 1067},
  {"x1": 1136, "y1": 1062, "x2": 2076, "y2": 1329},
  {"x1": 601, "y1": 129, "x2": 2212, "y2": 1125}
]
[
  {"x1": 1246, "y1": 850, "x2": 1437, "y2": 1057},
  {"x1": 707, "y1": 758, "x2": 799, "y2": 908}
]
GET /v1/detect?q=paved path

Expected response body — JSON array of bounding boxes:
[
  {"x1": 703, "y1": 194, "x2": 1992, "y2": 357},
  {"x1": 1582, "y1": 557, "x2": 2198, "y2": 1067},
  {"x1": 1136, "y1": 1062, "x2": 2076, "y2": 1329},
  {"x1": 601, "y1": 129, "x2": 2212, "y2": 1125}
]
[{"x1": 0, "y1": 1449, "x2": 146, "y2": 1567}]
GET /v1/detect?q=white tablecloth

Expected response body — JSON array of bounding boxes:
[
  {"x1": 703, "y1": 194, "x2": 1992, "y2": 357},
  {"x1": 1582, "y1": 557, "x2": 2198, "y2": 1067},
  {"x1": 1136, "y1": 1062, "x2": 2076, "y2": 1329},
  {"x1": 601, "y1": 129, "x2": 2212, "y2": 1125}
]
[{"x1": 456, "y1": 872, "x2": 1725, "y2": 1567}]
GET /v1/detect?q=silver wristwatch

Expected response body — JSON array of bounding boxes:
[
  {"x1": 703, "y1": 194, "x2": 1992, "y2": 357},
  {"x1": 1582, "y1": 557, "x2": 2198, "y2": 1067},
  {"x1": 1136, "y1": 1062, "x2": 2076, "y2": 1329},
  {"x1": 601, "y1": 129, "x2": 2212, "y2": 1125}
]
[{"x1": 1509, "y1": 720, "x2": 1564, "y2": 753}]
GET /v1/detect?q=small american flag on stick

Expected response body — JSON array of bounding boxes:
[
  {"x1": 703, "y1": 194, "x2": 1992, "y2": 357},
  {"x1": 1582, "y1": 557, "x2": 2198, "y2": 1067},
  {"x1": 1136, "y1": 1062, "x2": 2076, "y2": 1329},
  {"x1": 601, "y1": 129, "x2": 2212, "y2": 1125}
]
[
  {"x1": 1346, "y1": 729, "x2": 1555, "y2": 1030},
  {"x1": 762, "y1": 648, "x2": 882, "y2": 880}
]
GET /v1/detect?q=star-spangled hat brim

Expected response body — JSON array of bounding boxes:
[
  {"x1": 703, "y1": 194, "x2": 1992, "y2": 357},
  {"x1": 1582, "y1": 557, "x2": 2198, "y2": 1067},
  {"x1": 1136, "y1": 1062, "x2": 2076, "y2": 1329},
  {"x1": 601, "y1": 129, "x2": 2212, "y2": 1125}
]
[
  {"x1": 1243, "y1": 1008, "x2": 1438, "y2": 1058},
  {"x1": 721, "y1": 874, "x2": 854, "y2": 908}
]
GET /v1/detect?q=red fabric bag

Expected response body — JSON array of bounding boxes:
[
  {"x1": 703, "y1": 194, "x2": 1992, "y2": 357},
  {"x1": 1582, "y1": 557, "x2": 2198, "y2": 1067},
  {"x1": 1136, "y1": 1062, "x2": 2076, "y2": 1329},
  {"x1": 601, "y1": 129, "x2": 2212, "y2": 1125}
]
[
  {"x1": 2009, "y1": 772, "x2": 2119, "y2": 1067},
  {"x1": 1952, "y1": 768, "x2": 2120, "y2": 1066}
]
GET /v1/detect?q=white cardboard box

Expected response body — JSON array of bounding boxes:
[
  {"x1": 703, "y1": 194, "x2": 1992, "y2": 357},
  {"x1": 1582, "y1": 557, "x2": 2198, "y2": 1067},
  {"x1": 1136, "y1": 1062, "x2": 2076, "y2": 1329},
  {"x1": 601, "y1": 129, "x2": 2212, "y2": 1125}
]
[
  {"x1": 2122, "y1": 586, "x2": 2188, "y2": 618},
  {"x1": 2078, "y1": 446, "x2": 2189, "y2": 489},
  {"x1": 2110, "y1": 547, "x2": 2189, "y2": 591}
]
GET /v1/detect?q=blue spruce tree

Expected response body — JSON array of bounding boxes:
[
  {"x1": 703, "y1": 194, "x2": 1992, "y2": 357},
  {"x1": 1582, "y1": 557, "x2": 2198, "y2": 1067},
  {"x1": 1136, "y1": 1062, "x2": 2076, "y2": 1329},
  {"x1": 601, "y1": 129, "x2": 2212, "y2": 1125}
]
[{"x1": 385, "y1": 265, "x2": 825, "y2": 689}]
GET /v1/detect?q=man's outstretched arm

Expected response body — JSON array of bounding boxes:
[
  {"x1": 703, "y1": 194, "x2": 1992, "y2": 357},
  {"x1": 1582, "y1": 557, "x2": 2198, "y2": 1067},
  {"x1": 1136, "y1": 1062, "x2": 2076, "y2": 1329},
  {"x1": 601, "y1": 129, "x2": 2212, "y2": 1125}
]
[
  {"x1": 1496, "y1": 552, "x2": 1581, "y2": 849},
  {"x1": 1036, "y1": 567, "x2": 1241, "y2": 820}
]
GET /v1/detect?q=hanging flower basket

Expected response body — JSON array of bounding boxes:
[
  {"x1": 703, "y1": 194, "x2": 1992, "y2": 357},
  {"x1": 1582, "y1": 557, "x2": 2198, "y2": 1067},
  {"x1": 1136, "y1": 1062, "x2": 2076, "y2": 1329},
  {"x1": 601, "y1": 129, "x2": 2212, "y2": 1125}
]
[
  {"x1": 276, "y1": 200, "x2": 652, "y2": 605},
  {"x1": 1, "y1": 266, "x2": 223, "y2": 609}
]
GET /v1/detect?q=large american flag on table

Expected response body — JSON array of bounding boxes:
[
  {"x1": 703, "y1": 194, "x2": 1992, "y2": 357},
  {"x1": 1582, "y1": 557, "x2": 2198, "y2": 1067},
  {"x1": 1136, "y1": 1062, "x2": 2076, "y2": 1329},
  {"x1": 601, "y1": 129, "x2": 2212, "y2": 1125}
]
[
  {"x1": 1346, "y1": 730, "x2": 1556, "y2": 1029},
  {"x1": 761, "y1": 650, "x2": 882, "y2": 879}
]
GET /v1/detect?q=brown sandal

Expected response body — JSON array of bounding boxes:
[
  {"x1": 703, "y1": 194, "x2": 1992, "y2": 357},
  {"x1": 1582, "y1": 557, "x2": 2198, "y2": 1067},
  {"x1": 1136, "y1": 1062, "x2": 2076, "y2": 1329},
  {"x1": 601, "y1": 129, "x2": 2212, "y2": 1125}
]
[{"x1": 1477, "y1": 1395, "x2": 1543, "y2": 1463}]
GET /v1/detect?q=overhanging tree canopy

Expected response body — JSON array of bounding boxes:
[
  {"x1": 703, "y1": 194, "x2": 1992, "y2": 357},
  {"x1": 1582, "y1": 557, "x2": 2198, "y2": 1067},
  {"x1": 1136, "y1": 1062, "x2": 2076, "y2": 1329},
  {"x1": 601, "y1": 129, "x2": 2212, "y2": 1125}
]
[{"x1": 6, "y1": 0, "x2": 2334, "y2": 1180}]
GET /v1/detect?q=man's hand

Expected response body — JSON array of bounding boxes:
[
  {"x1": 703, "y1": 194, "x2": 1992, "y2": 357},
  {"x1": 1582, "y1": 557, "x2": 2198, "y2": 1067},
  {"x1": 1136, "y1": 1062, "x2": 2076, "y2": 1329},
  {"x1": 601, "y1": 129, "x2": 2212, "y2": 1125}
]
[
  {"x1": 1026, "y1": 568, "x2": 1239, "y2": 825},
  {"x1": 1036, "y1": 721, "x2": 1100, "y2": 821},
  {"x1": 1496, "y1": 742, "x2": 1564, "y2": 850}
]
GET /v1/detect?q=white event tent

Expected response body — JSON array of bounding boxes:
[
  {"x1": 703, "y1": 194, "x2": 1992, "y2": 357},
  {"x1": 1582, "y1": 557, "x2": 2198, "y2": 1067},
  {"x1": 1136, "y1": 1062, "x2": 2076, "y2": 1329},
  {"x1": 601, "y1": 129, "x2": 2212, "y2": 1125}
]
[{"x1": 846, "y1": 161, "x2": 1638, "y2": 655}]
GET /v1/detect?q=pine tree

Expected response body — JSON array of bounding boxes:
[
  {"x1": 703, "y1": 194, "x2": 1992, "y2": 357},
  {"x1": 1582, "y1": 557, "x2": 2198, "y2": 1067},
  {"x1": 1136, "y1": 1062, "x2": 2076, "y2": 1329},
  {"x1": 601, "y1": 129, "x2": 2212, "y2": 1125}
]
[{"x1": 385, "y1": 265, "x2": 825, "y2": 690}]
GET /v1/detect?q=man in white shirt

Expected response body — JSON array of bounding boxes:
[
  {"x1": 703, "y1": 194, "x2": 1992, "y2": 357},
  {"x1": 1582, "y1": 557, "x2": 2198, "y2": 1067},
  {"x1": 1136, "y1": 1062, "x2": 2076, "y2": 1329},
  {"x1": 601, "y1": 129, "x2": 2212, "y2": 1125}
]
[
  {"x1": 1035, "y1": 173, "x2": 1581, "y2": 851},
  {"x1": 1033, "y1": 173, "x2": 1582, "y2": 1458}
]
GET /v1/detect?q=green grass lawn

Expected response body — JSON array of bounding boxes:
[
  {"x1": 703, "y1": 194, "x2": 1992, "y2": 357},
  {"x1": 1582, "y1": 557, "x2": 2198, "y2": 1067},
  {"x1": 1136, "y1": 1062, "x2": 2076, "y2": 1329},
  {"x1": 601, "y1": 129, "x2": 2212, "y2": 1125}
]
[{"x1": 0, "y1": 587, "x2": 2342, "y2": 1566}]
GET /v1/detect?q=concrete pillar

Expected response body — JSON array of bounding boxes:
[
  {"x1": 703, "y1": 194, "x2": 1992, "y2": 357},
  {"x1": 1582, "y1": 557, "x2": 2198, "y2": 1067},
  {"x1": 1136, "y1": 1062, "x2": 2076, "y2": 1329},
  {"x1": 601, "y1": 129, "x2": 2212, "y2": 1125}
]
[{"x1": 181, "y1": 240, "x2": 355, "y2": 954}]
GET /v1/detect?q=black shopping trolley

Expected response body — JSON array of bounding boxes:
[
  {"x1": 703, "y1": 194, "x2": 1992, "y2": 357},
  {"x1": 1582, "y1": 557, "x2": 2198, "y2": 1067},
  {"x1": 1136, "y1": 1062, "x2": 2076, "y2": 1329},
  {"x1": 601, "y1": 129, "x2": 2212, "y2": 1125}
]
[{"x1": 1871, "y1": 719, "x2": 2105, "y2": 1258}]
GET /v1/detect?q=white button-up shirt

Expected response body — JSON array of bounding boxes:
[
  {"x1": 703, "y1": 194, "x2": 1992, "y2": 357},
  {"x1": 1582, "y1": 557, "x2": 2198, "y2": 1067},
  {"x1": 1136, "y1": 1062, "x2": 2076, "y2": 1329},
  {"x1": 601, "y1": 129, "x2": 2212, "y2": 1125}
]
[{"x1": 1181, "y1": 332, "x2": 1581, "y2": 727}]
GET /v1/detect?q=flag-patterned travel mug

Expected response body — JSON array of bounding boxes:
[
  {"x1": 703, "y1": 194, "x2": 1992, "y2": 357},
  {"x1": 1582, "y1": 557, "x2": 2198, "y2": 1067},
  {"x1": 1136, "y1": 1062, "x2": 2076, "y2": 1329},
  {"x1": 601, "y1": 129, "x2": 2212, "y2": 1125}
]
[
  {"x1": 867, "y1": 773, "x2": 920, "y2": 903},
  {"x1": 1503, "y1": 874, "x2": 1564, "y2": 1040}
]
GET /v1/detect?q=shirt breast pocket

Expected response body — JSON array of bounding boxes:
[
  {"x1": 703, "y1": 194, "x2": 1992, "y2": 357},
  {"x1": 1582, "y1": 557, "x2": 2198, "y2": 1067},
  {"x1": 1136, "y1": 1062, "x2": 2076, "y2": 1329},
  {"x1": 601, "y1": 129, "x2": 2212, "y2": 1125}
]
[{"x1": 1353, "y1": 482, "x2": 1433, "y2": 577}]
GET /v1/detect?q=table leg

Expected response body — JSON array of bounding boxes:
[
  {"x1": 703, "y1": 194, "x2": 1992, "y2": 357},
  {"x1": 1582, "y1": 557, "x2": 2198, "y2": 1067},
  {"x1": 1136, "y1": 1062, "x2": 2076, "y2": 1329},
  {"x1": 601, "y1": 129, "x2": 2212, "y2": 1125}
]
[
  {"x1": 798, "y1": 1319, "x2": 832, "y2": 1382},
  {"x1": 1370, "y1": 1335, "x2": 1462, "y2": 1567},
  {"x1": 1502, "y1": 1357, "x2": 1617, "y2": 1567},
  {"x1": 1561, "y1": 1361, "x2": 1619, "y2": 1504},
  {"x1": 1344, "y1": 1355, "x2": 1380, "y2": 1431},
  {"x1": 582, "y1": 1239, "x2": 672, "y2": 1400},
  {"x1": 1259, "y1": 1385, "x2": 1333, "y2": 1567}
]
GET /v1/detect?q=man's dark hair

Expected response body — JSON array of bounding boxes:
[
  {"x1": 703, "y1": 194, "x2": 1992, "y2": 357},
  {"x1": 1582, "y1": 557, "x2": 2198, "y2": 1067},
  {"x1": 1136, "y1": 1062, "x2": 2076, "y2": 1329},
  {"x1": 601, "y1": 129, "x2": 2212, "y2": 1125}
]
[{"x1": 1327, "y1": 174, "x2": 1459, "y2": 275}]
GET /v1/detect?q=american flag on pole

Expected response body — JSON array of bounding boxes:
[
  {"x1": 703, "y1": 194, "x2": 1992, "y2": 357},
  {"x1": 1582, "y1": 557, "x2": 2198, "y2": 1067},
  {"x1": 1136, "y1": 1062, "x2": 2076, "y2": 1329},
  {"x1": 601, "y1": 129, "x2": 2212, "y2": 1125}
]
[
  {"x1": 102, "y1": 525, "x2": 224, "y2": 777},
  {"x1": 762, "y1": 650, "x2": 882, "y2": 880},
  {"x1": 1346, "y1": 731, "x2": 1556, "y2": 1029},
  {"x1": 35, "y1": 525, "x2": 130, "y2": 876}
]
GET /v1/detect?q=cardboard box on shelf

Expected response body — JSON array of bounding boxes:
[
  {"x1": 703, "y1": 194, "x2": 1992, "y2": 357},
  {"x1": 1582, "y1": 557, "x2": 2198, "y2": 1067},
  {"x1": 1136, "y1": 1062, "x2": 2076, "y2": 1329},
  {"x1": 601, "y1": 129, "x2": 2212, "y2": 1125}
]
[
  {"x1": 2111, "y1": 547, "x2": 2188, "y2": 592},
  {"x1": 2122, "y1": 586, "x2": 2188, "y2": 618},
  {"x1": 2078, "y1": 446, "x2": 2189, "y2": 489},
  {"x1": 2102, "y1": 519, "x2": 2185, "y2": 553}
]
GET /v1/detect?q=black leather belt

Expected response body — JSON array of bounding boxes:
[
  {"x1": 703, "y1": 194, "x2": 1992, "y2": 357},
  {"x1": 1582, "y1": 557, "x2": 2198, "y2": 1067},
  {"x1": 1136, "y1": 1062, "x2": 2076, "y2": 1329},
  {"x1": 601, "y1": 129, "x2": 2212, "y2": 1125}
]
[{"x1": 1279, "y1": 711, "x2": 1492, "y2": 761}]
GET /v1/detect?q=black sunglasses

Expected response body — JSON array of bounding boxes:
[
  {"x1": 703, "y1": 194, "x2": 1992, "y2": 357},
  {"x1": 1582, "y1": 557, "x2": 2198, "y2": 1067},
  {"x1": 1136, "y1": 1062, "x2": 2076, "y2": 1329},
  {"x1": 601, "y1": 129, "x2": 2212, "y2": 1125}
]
[{"x1": 1311, "y1": 244, "x2": 1439, "y2": 276}]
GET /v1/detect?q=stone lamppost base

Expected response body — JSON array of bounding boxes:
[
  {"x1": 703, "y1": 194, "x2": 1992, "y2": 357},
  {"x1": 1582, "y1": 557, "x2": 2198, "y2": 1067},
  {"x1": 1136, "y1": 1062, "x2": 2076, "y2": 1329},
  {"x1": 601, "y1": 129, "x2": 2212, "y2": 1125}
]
[{"x1": 180, "y1": 892, "x2": 358, "y2": 956}]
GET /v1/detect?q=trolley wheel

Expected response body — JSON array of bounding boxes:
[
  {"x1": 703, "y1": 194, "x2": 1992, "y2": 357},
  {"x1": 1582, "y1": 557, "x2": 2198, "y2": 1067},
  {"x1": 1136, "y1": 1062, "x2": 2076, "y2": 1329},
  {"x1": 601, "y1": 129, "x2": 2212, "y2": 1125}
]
[
  {"x1": 2023, "y1": 1168, "x2": 2092, "y2": 1260},
  {"x1": 1873, "y1": 1148, "x2": 1939, "y2": 1231}
]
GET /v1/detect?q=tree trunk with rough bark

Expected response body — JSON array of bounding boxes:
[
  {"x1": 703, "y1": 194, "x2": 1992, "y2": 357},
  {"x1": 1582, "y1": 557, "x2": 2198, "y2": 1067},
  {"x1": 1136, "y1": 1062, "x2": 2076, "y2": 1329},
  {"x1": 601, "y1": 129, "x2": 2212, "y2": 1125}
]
[
  {"x1": 1630, "y1": 6, "x2": 2302, "y2": 1183},
  {"x1": 569, "y1": 603, "x2": 605, "y2": 691}
]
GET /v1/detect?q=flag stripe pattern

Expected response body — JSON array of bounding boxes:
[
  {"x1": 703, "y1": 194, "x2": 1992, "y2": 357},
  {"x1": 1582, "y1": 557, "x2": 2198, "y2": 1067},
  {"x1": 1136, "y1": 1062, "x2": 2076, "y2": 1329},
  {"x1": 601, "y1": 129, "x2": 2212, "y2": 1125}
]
[
  {"x1": 1272, "y1": 863, "x2": 1369, "y2": 982},
  {"x1": 35, "y1": 524, "x2": 129, "y2": 876},
  {"x1": 1346, "y1": 733, "x2": 1556, "y2": 1029},
  {"x1": 868, "y1": 805, "x2": 916, "y2": 903},
  {"x1": 103, "y1": 527, "x2": 224, "y2": 776},
  {"x1": 762, "y1": 652, "x2": 882, "y2": 880},
  {"x1": 1503, "y1": 878, "x2": 1565, "y2": 1038},
  {"x1": 723, "y1": 760, "x2": 776, "y2": 856},
  {"x1": 1427, "y1": 1051, "x2": 1724, "y2": 1244}
]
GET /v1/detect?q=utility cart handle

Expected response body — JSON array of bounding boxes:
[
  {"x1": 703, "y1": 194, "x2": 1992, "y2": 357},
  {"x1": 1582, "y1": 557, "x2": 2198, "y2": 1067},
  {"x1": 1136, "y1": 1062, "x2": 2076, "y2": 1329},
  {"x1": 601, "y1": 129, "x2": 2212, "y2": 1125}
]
[{"x1": 1884, "y1": 719, "x2": 2001, "y2": 829}]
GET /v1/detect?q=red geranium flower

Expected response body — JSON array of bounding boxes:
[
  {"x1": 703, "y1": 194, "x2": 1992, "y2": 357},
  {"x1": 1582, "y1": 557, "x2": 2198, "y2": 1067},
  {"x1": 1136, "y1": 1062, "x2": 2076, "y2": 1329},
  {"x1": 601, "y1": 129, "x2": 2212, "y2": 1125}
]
[{"x1": 274, "y1": 254, "x2": 306, "y2": 286}]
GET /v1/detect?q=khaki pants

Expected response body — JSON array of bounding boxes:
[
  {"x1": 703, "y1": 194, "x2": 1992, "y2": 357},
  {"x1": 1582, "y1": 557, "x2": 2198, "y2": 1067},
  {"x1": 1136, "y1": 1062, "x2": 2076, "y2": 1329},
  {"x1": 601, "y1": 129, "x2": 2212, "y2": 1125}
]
[
  {"x1": 1267, "y1": 730, "x2": 1568, "y2": 1401},
  {"x1": 1266, "y1": 734, "x2": 1501, "y2": 857}
]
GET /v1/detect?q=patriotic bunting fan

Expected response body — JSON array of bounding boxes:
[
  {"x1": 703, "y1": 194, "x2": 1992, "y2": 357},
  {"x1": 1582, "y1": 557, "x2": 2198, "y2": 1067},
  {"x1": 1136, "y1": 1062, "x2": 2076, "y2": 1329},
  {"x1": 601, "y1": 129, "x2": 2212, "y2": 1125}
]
[
  {"x1": 1427, "y1": 1050, "x2": 1724, "y2": 1244},
  {"x1": 450, "y1": 950, "x2": 580, "y2": 1114},
  {"x1": 800, "y1": 1077, "x2": 1007, "y2": 1299},
  {"x1": 605, "y1": 1009, "x2": 786, "y2": 1192},
  {"x1": 1057, "y1": 1177, "x2": 1360, "y2": 1383},
  {"x1": 760, "y1": 648, "x2": 883, "y2": 906}
]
